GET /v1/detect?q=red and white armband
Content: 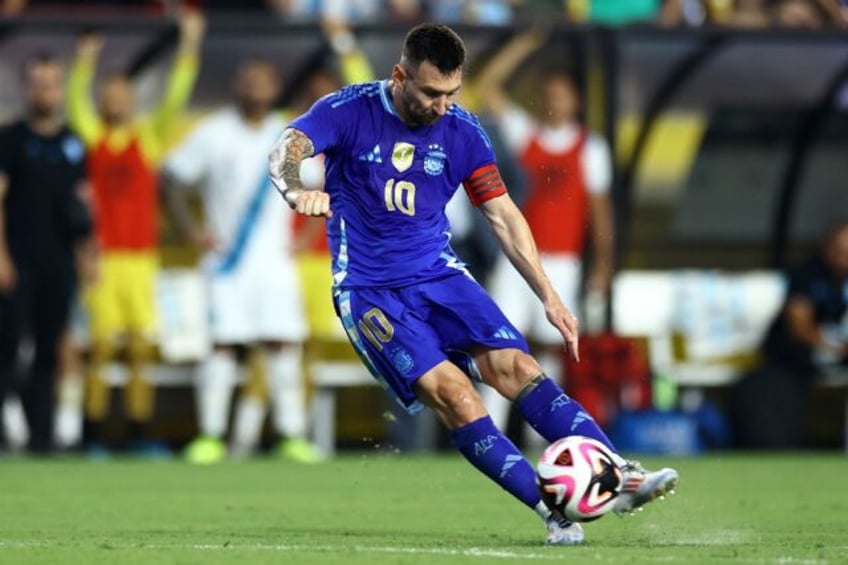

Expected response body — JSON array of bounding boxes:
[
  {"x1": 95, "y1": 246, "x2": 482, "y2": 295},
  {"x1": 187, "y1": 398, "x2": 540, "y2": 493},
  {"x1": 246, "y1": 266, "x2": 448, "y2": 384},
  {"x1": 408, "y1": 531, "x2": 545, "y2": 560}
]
[{"x1": 462, "y1": 163, "x2": 507, "y2": 207}]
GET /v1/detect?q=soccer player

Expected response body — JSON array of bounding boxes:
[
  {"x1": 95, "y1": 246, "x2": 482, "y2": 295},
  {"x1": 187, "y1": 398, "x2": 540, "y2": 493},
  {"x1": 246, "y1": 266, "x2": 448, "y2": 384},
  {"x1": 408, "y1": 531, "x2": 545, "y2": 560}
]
[
  {"x1": 162, "y1": 59, "x2": 321, "y2": 465},
  {"x1": 268, "y1": 23, "x2": 679, "y2": 545},
  {"x1": 67, "y1": 10, "x2": 205, "y2": 453}
]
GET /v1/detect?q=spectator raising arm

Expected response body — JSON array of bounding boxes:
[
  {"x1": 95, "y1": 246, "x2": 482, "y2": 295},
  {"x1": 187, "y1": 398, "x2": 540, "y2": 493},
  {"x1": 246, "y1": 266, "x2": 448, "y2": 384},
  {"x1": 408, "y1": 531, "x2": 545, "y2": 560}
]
[{"x1": 150, "y1": 9, "x2": 205, "y2": 142}]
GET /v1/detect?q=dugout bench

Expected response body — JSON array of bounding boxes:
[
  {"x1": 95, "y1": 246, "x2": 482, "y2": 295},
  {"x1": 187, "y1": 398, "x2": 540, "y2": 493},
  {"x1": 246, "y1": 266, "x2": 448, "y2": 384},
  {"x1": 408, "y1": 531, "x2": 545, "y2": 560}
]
[{"x1": 613, "y1": 270, "x2": 848, "y2": 452}]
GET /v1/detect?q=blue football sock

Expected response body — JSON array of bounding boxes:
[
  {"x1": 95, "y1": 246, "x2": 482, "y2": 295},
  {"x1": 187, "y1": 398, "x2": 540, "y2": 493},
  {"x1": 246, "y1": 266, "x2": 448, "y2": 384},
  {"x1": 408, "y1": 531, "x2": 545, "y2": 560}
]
[
  {"x1": 517, "y1": 375, "x2": 616, "y2": 451},
  {"x1": 450, "y1": 415, "x2": 541, "y2": 511}
]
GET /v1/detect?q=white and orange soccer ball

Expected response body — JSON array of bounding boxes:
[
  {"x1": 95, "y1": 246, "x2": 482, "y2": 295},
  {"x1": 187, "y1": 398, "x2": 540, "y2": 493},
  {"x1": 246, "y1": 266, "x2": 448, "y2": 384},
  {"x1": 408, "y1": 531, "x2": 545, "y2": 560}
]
[{"x1": 536, "y1": 436, "x2": 623, "y2": 522}]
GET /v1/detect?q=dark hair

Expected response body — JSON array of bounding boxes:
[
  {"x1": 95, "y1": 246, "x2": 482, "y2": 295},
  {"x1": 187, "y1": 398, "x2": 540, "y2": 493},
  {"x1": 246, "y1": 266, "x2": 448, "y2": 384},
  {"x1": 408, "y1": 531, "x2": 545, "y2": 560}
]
[
  {"x1": 401, "y1": 23, "x2": 466, "y2": 75},
  {"x1": 19, "y1": 51, "x2": 60, "y2": 82}
]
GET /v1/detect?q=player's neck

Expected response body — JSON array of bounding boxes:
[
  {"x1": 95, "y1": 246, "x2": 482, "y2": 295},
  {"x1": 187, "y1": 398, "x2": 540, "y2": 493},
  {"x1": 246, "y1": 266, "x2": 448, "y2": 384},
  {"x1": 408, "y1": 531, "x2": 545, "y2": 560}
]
[
  {"x1": 543, "y1": 116, "x2": 574, "y2": 130},
  {"x1": 103, "y1": 115, "x2": 131, "y2": 129},
  {"x1": 27, "y1": 111, "x2": 63, "y2": 136},
  {"x1": 239, "y1": 106, "x2": 270, "y2": 128},
  {"x1": 388, "y1": 81, "x2": 415, "y2": 127}
]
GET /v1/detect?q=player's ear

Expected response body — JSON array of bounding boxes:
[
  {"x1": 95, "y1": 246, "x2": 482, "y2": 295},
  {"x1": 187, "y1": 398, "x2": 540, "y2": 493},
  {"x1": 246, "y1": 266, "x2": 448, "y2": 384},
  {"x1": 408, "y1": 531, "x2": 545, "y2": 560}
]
[{"x1": 391, "y1": 64, "x2": 407, "y2": 86}]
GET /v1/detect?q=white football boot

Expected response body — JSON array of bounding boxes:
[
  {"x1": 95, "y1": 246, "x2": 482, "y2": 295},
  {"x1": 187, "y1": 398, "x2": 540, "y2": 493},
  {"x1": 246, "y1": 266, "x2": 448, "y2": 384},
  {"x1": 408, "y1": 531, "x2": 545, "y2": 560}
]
[
  {"x1": 545, "y1": 512, "x2": 585, "y2": 545},
  {"x1": 613, "y1": 460, "x2": 679, "y2": 516}
]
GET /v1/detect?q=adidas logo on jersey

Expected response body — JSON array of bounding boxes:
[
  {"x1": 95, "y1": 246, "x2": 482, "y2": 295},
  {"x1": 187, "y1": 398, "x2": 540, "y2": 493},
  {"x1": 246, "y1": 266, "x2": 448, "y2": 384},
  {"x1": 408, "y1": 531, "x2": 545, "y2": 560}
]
[
  {"x1": 358, "y1": 144, "x2": 382, "y2": 163},
  {"x1": 491, "y1": 326, "x2": 519, "y2": 341}
]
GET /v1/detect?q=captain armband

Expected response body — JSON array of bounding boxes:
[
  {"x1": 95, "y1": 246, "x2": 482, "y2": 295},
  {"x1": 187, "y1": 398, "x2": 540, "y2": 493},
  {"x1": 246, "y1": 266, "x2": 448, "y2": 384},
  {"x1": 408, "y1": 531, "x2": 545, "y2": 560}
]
[{"x1": 462, "y1": 163, "x2": 507, "y2": 207}]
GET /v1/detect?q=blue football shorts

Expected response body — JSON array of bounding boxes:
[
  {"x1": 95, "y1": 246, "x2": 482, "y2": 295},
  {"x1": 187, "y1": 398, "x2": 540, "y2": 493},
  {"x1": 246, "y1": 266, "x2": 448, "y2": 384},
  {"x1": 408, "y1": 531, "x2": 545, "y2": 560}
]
[{"x1": 334, "y1": 272, "x2": 529, "y2": 414}]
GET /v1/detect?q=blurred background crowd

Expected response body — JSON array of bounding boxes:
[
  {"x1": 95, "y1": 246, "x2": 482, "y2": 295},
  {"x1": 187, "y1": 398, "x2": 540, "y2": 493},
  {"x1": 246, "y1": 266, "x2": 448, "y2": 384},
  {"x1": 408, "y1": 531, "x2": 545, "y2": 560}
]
[
  {"x1": 0, "y1": 1, "x2": 846, "y2": 462},
  {"x1": 2, "y1": 0, "x2": 848, "y2": 29}
]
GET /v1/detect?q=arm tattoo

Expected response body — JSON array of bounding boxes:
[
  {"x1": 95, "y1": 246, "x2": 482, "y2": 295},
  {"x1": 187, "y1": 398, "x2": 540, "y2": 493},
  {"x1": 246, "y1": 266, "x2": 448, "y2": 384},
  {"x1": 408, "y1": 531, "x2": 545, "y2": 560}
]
[{"x1": 268, "y1": 128, "x2": 315, "y2": 203}]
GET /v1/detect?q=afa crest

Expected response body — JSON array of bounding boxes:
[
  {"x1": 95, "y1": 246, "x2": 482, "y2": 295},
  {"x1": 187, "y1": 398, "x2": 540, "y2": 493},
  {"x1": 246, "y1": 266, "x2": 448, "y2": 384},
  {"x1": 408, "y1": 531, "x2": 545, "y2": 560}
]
[
  {"x1": 424, "y1": 144, "x2": 447, "y2": 176},
  {"x1": 391, "y1": 142, "x2": 415, "y2": 173},
  {"x1": 390, "y1": 347, "x2": 415, "y2": 374}
]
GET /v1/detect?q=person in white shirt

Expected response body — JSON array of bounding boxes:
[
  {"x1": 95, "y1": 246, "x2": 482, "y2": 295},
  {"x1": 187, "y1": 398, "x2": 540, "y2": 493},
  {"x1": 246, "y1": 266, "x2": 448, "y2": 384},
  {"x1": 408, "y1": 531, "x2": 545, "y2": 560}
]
[{"x1": 163, "y1": 59, "x2": 321, "y2": 464}]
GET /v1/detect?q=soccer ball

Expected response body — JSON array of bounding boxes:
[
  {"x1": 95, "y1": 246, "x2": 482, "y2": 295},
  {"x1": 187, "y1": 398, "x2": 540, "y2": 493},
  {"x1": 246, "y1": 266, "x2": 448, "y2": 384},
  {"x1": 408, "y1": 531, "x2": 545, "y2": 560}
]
[{"x1": 536, "y1": 436, "x2": 623, "y2": 522}]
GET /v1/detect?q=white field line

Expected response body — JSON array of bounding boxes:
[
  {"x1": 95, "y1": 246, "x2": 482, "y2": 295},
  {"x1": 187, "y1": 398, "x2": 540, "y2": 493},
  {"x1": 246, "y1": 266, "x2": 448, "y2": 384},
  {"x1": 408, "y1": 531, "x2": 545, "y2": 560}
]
[
  {"x1": 0, "y1": 539, "x2": 841, "y2": 564},
  {"x1": 0, "y1": 540, "x2": 562, "y2": 560},
  {"x1": 193, "y1": 543, "x2": 565, "y2": 560}
]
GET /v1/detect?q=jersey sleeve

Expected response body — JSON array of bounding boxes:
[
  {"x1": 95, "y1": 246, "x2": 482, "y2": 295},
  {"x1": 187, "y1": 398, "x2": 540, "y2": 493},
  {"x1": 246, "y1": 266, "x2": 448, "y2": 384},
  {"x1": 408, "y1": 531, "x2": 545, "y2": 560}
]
[
  {"x1": 498, "y1": 103, "x2": 534, "y2": 154},
  {"x1": 583, "y1": 133, "x2": 612, "y2": 195},
  {"x1": 164, "y1": 120, "x2": 211, "y2": 186},
  {"x1": 289, "y1": 95, "x2": 348, "y2": 155},
  {"x1": 150, "y1": 53, "x2": 200, "y2": 142},
  {"x1": 458, "y1": 114, "x2": 505, "y2": 207},
  {"x1": 67, "y1": 58, "x2": 103, "y2": 147}
]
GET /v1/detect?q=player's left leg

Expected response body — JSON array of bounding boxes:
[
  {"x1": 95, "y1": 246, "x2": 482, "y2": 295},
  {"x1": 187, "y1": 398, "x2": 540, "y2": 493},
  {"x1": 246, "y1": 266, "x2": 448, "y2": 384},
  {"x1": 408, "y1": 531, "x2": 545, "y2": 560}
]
[
  {"x1": 476, "y1": 349, "x2": 616, "y2": 451},
  {"x1": 26, "y1": 272, "x2": 74, "y2": 453},
  {"x1": 428, "y1": 272, "x2": 678, "y2": 519},
  {"x1": 475, "y1": 348, "x2": 679, "y2": 516},
  {"x1": 54, "y1": 327, "x2": 84, "y2": 450},
  {"x1": 230, "y1": 346, "x2": 268, "y2": 458},
  {"x1": 122, "y1": 251, "x2": 164, "y2": 456}
]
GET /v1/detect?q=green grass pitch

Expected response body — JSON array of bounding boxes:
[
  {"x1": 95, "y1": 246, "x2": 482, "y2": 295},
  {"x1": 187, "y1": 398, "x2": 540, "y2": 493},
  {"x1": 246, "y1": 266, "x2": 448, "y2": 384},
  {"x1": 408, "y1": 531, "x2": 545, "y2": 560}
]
[{"x1": 1, "y1": 453, "x2": 846, "y2": 564}]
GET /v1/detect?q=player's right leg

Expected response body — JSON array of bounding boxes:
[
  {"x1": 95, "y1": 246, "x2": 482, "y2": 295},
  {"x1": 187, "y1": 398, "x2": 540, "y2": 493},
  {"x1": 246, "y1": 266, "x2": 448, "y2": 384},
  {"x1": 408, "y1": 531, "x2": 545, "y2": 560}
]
[
  {"x1": 186, "y1": 268, "x2": 250, "y2": 463},
  {"x1": 185, "y1": 344, "x2": 235, "y2": 464}
]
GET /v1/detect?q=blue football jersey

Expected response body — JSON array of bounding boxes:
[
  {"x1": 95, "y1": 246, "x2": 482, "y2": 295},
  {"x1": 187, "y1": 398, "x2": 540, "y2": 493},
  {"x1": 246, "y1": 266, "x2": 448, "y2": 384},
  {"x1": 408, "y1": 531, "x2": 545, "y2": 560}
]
[{"x1": 290, "y1": 80, "x2": 496, "y2": 288}]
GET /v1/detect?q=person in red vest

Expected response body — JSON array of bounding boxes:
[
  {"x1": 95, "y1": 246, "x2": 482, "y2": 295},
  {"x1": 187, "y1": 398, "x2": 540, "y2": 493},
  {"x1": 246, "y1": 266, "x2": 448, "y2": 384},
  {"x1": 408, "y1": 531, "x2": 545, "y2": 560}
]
[
  {"x1": 475, "y1": 30, "x2": 615, "y2": 442},
  {"x1": 67, "y1": 10, "x2": 205, "y2": 453}
]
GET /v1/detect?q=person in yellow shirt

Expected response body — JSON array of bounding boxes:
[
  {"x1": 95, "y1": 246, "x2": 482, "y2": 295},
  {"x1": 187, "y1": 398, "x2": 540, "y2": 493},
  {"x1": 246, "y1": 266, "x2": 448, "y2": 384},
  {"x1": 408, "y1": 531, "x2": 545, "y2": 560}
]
[{"x1": 67, "y1": 10, "x2": 205, "y2": 454}]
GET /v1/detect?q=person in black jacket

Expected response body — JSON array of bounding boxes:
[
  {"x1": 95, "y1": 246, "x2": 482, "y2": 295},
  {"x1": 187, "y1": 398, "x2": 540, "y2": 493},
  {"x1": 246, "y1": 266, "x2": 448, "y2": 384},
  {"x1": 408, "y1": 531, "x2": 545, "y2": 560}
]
[
  {"x1": 734, "y1": 221, "x2": 848, "y2": 448},
  {"x1": 0, "y1": 52, "x2": 94, "y2": 454},
  {"x1": 762, "y1": 221, "x2": 848, "y2": 377}
]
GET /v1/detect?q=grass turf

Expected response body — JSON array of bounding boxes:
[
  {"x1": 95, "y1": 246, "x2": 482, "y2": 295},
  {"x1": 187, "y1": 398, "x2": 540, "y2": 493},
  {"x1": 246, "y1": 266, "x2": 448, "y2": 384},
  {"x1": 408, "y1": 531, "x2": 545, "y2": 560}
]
[{"x1": 0, "y1": 452, "x2": 846, "y2": 564}]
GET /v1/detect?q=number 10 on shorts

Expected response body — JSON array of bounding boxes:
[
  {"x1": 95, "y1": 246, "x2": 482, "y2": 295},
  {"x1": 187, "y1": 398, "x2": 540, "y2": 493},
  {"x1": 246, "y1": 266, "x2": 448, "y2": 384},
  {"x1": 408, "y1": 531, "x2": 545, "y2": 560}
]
[{"x1": 358, "y1": 307, "x2": 395, "y2": 350}]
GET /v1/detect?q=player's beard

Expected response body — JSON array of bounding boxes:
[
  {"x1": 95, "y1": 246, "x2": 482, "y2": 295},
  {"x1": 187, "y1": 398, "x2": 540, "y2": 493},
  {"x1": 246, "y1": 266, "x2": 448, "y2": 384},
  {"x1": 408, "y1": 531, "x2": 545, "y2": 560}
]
[
  {"x1": 29, "y1": 100, "x2": 60, "y2": 121},
  {"x1": 397, "y1": 84, "x2": 441, "y2": 127},
  {"x1": 417, "y1": 108, "x2": 442, "y2": 126},
  {"x1": 405, "y1": 102, "x2": 442, "y2": 127},
  {"x1": 238, "y1": 98, "x2": 272, "y2": 122}
]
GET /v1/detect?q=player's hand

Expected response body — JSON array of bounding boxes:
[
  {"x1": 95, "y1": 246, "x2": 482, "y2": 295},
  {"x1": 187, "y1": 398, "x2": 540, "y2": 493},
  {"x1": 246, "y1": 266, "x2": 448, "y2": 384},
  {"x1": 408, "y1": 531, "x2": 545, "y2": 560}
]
[
  {"x1": 288, "y1": 189, "x2": 333, "y2": 218},
  {"x1": 191, "y1": 228, "x2": 218, "y2": 252},
  {"x1": 0, "y1": 251, "x2": 17, "y2": 293},
  {"x1": 545, "y1": 300, "x2": 580, "y2": 362},
  {"x1": 178, "y1": 7, "x2": 206, "y2": 51},
  {"x1": 77, "y1": 250, "x2": 100, "y2": 287},
  {"x1": 76, "y1": 32, "x2": 103, "y2": 61}
]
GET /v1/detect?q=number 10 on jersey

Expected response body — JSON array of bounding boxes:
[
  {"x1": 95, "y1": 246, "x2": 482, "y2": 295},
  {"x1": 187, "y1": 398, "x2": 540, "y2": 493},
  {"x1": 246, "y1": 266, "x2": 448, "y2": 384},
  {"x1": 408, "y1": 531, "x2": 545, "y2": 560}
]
[{"x1": 384, "y1": 179, "x2": 416, "y2": 216}]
